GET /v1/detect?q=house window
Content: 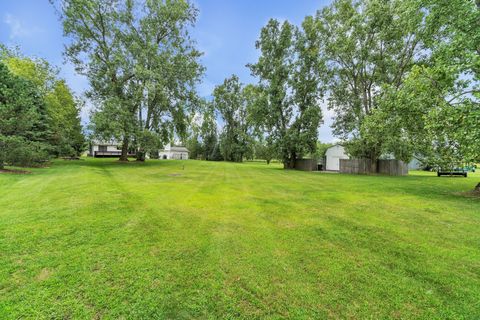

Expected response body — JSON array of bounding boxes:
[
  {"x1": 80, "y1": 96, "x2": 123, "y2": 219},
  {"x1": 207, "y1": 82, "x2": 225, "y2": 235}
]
[{"x1": 99, "y1": 145, "x2": 108, "y2": 152}]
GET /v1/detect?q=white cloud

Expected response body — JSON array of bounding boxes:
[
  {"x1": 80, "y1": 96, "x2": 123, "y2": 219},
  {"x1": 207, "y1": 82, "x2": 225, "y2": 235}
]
[{"x1": 3, "y1": 13, "x2": 43, "y2": 39}]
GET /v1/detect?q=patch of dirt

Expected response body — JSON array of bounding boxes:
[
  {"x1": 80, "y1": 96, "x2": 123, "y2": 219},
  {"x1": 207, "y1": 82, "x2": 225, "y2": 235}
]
[
  {"x1": 168, "y1": 173, "x2": 182, "y2": 177},
  {"x1": 0, "y1": 169, "x2": 32, "y2": 174},
  {"x1": 456, "y1": 191, "x2": 480, "y2": 198},
  {"x1": 36, "y1": 268, "x2": 52, "y2": 281},
  {"x1": 470, "y1": 191, "x2": 480, "y2": 198},
  {"x1": 458, "y1": 183, "x2": 480, "y2": 198}
]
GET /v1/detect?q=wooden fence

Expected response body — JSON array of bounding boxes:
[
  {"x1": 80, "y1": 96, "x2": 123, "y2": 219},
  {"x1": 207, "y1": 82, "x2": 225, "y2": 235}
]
[
  {"x1": 339, "y1": 159, "x2": 375, "y2": 174},
  {"x1": 294, "y1": 159, "x2": 319, "y2": 171},
  {"x1": 378, "y1": 159, "x2": 408, "y2": 176},
  {"x1": 340, "y1": 159, "x2": 408, "y2": 176}
]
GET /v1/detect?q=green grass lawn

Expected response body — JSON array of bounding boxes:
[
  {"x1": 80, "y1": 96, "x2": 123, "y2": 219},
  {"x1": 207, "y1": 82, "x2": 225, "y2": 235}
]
[{"x1": 1, "y1": 159, "x2": 479, "y2": 319}]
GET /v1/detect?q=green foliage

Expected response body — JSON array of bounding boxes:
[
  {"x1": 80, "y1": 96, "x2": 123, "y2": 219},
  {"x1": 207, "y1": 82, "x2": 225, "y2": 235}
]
[
  {"x1": 183, "y1": 101, "x2": 223, "y2": 161},
  {"x1": 419, "y1": 0, "x2": 480, "y2": 167},
  {"x1": 253, "y1": 140, "x2": 277, "y2": 164},
  {"x1": 361, "y1": 0, "x2": 480, "y2": 168},
  {"x1": 45, "y1": 80, "x2": 85, "y2": 156},
  {"x1": 313, "y1": 142, "x2": 334, "y2": 159},
  {"x1": 185, "y1": 134, "x2": 203, "y2": 160},
  {"x1": 55, "y1": 0, "x2": 204, "y2": 161},
  {"x1": 200, "y1": 103, "x2": 223, "y2": 161},
  {"x1": 314, "y1": 0, "x2": 430, "y2": 160},
  {"x1": 311, "y1": 0, "x2": 479, "y2": 169},
  {"x1": 0, "y1": 62, "x2": 51, "y2": 168},
  {"x1": 1, "y1": 48, "x2": 85, "y2": 157},
  {"x1": 2, "y1": 54, "x2": 56, "y2": 95},
  {"x1": 248, "y1": 19, "x2": 325, "y2": 168},
  {"x1": 213, "y1": 75, "x2": 251, "y2": 162}
]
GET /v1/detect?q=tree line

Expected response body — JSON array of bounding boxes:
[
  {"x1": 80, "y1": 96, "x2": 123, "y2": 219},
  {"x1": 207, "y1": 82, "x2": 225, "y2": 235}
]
[
  {"x1": 3, "y1": 0, "x2": 477, "y2": 172},
  {"x1": 0, "y1": 46, "x2": 84, "y2": 169},
  {"x1": 186, "y1": 0, "x2": 479, "y2": 170}
]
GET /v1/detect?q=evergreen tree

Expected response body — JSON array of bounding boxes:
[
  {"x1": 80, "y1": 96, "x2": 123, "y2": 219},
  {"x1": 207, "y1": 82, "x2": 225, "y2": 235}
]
[{"x1": 0, "y1": 63, "x2": 51, "y2": 168}]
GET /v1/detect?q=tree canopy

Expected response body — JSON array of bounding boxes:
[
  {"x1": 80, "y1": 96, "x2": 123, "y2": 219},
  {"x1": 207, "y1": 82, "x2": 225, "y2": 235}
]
[
  {"x1": 248, "y1": 18, "x2": 326, "y2": 168},
  {"x1": 213, "y1": 75, "x2": 252, "y2": 162},
  {"x1": 0, "y1": 62, "x2": 51, "y2": 169},
  {"x1": 54, "y1": 0, "x2": 204, "y2": 161}
]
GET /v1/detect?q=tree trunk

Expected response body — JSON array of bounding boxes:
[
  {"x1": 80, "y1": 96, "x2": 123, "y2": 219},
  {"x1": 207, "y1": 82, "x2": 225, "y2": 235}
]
[
  {"x1": 119, "y1": 136, "x2": 129, "y2": 161},
  {"x1": 474, "y1": 183, "x2": 480, "y2": 193},
  {"x1": 284, "y1": 154, "x2": 296, "y2": 169},
  {"x1": 369, "y1": 159, "x2": 378, "y2": 174},
  {"x1": 136, "y1": 150, "x2": 146, "y2": 162}
]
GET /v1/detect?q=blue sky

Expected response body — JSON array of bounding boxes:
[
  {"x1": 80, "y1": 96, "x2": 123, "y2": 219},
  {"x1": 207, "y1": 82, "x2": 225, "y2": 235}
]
[{"x1": 0, "y1": 0, "x2": 335, "y2": 142}]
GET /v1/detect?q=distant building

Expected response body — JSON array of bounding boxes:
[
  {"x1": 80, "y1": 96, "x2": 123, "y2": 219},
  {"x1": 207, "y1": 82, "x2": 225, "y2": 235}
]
[
  {"x1": 89, "y1": 140, "x2": 135, "y2": 158},
  {"x1": 325, "y1": 145, "x2": 350, "y2": 171},
  {"x1": 408, "y1": 156, "x2": 425, "y2": 170},
  {"x1": 159, "y1": 144, "x2": 189, "y2": 160}
]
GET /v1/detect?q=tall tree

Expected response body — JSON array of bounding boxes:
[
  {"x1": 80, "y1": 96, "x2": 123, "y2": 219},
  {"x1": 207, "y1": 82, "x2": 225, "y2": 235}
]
[
  {"x1": 53, "y1": 0, "x2": 203, "y2": 161},
  {"x1": 213, "y1": 75, "x2": 251, "y2": 162},
  {"x1": 0, "y1": 63, "x2": 51, "y2": 169},
  {"x1": 45, "y1": 80, "x2": 85, "y2": 156},
  {"x1": 198, "y1": 102, "x2": 222, "y2": 161},
  {"x1": 315, "y1": 0, "x2": 429, "y2": 162},
  {"x1": 248, "y1": 19, "x2": 325, "y2": 168},
  {"x1": 1, "y1": 48, "x2": 84, "y2": 157},
  {"x1": 381, "y1": 0, "x2": 480, "y2": 173},
  {"x1": 253, "y1": 139, "x2": 277, "y2": 164}
]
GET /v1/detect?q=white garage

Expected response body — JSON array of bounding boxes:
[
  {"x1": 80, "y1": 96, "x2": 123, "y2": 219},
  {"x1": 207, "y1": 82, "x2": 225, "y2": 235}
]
[{"x1": 325, "y1": 145, "x2": 349, "y2": 171}]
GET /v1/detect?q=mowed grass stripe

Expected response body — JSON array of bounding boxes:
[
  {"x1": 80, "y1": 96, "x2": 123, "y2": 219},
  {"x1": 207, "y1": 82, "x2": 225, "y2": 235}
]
[{"x1": 0, "y1": 158, "x2": 479, "y2": 318}]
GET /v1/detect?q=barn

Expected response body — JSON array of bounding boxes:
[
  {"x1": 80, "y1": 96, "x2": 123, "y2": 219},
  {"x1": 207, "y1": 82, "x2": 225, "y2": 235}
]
[{"x1": 325, "y1": 144, "x2": 350, "y2": 171}]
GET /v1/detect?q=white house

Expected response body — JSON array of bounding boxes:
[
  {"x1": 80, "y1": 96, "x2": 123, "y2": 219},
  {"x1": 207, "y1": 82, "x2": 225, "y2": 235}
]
[
  {"x1": 325, "y1": 144, "x2": 350, "y2": 171},
  {"x1": 159, "y1": 144, "x2": 189, "y2": 160},
  {"x1": 89, "y1": 140, "x2": 130, "y2": 157}
]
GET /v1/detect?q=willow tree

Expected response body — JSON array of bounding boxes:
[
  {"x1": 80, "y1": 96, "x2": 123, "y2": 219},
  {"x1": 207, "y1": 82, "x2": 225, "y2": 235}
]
[{"x1": 53, "y1": 0, "x2": 203, "y2": 161}]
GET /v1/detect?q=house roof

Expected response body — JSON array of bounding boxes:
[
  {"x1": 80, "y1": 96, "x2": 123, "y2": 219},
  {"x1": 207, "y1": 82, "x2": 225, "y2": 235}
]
[
  {"x1": 169, "y1": 146, "x2": 189, "y2": 152},
  {"x1": 91, "y1": 139, "x2": 120, "y2": 146}
]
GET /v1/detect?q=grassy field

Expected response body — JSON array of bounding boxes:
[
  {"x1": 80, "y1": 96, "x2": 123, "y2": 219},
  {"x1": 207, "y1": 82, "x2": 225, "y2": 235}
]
[{"x1": 0, "y1": 158, "x2": 479, "y2": 319}]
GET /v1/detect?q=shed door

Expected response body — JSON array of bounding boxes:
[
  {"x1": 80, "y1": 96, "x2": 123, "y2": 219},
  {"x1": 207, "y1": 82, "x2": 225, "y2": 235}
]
[{"x1": 327, "y1": 156, "x2": 340, "y2": 171}]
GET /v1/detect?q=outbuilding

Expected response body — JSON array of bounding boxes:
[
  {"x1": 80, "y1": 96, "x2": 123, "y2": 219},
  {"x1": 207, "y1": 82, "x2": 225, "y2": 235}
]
[
  {"x1": 408, "y1": 157, "x2": 424, "y2": 170},
  {"x1": 325, "y1": 144, "x2": 350, "y2": 171},
  {"x1": 159, "y1": 144, "x2": 189, "y2": 160}
]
